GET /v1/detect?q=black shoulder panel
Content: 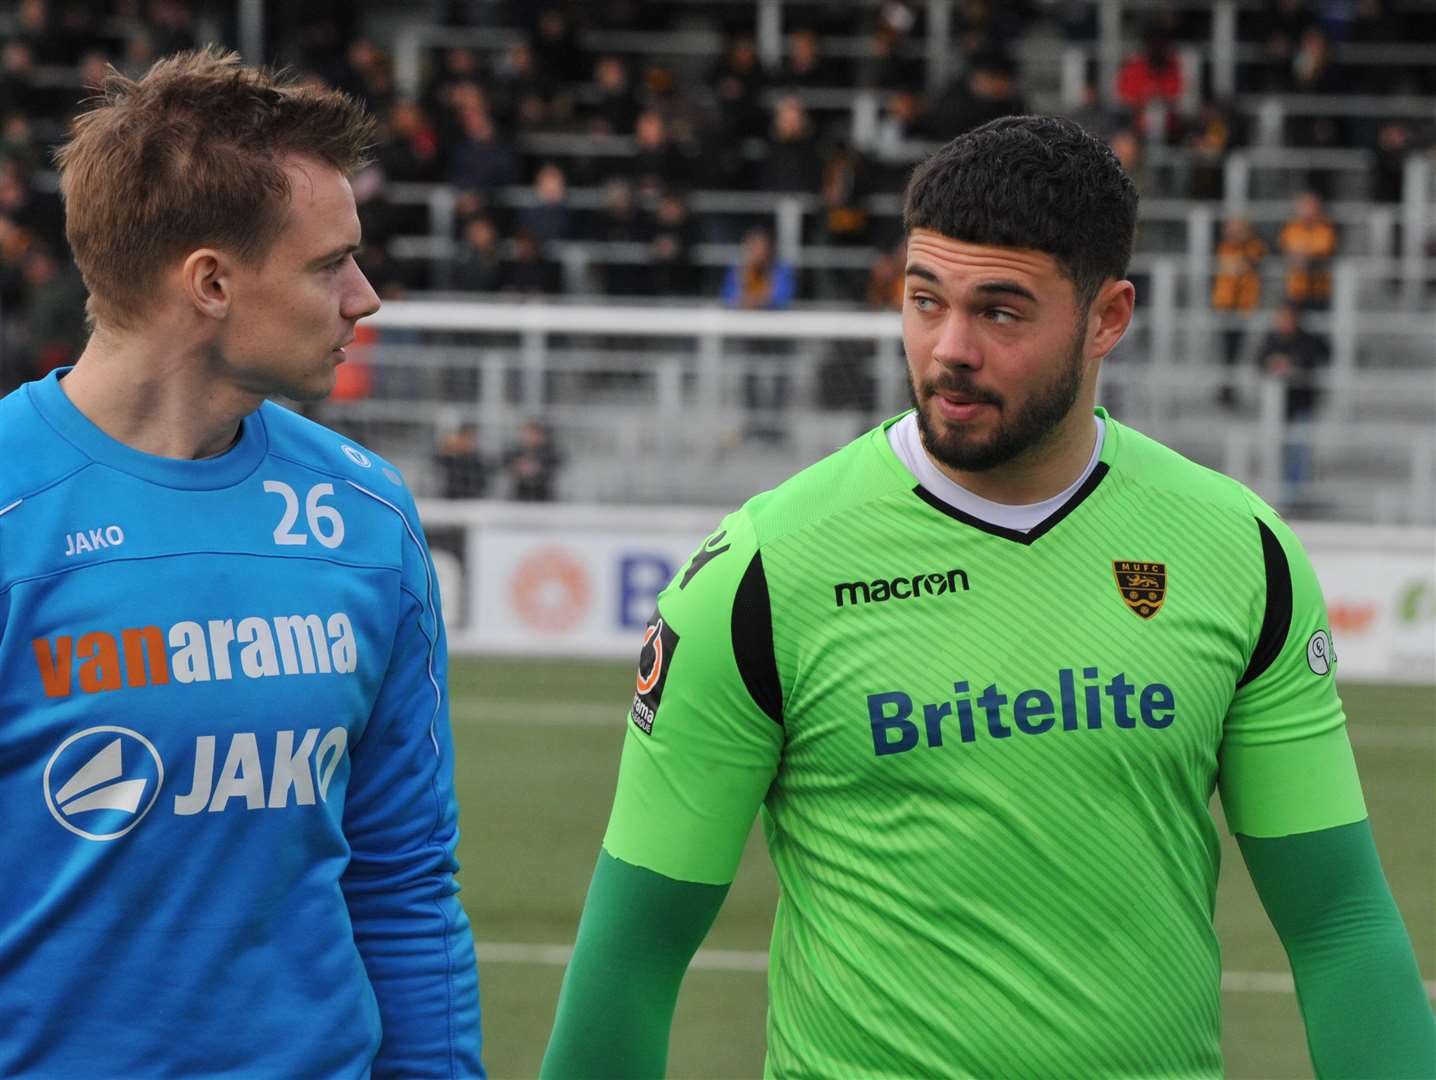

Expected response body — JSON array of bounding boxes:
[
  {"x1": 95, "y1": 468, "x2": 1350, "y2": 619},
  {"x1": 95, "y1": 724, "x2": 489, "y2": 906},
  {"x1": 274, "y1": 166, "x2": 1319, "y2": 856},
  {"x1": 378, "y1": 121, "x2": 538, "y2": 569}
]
[
  {"x1": 731, "y1": 551, "x2": 784, "y2": 727},
  {"x1": 1236, "y1": 518, "x2": 1293, "y2": 690}
]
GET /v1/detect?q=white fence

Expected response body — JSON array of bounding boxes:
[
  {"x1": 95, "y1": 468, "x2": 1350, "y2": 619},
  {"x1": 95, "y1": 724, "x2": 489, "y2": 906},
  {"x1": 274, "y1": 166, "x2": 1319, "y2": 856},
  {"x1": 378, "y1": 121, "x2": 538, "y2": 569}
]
[
  {"x1": 418, "y1": 500, "x2": 1436, "y2": 684},
  {"x1": 331, "y1": 296, "x2": 1436, "y2": 524}
]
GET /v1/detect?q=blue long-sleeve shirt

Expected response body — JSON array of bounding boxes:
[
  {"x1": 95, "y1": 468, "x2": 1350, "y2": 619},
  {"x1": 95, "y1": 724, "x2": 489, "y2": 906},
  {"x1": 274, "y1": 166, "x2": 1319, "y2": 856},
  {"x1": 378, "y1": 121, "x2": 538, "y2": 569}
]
[{"x1": 0, "y1": 369, "x2": 483, "y2": 1078}]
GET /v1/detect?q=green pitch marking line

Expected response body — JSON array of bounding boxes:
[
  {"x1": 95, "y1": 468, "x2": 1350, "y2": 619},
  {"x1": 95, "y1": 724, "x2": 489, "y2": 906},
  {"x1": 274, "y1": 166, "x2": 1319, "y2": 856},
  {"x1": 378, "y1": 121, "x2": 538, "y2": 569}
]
[
  {"x1": 454, "y1": 703, "x2": 1436, "y2": 749},
  {"x1": 472, "y1": 943, "x2": 1436, "y2": 996}
]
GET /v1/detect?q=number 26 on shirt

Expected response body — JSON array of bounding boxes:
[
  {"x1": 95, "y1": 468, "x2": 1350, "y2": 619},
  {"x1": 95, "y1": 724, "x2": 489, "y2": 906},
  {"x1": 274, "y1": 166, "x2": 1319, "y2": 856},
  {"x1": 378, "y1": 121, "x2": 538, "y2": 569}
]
[{"x1": 263, "y1": 480, "x2": 345, "y2": 549}]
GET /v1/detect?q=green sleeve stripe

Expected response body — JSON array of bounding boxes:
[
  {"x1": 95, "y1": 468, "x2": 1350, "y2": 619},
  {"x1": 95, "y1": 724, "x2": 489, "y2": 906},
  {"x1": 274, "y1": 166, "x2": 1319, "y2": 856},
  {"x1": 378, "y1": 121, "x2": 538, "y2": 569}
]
[
  {"x1": 1220, "y1": 726, "x2": 1367, "y2": 837},
  {"x1": 1237, "y1": 822, "x2": 1436, "y2": 1078},
  {"x1": 541, "y1": 852, "x2": 729, "y2": 1079}
]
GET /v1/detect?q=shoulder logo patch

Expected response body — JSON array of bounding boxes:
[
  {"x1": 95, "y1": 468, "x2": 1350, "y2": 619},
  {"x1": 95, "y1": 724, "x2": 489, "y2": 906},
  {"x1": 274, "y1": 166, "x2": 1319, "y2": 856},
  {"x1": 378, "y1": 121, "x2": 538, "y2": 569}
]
[
  {"x1": 631, "y1": 610, "x2": 679, "y2": 734},
  {"x1": 341, "y1": 445, "x2": 372, "y2": 468},
  {"x1": 1306, "y1": 629, "x2": 1333, "y2": 675},
  {"x1": 1114, "y1": 561, "x2": 1166, "y2": 619},
  {"x1": 679, "y1": 529, "x2": 731, "y2": 589}
]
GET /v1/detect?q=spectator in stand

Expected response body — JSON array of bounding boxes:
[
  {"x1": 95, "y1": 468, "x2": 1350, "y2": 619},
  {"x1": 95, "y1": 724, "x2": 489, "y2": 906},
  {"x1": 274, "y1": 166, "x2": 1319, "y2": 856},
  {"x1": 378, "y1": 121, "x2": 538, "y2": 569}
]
[
  {"x1": 350, "y1": 162, "x2": 399, "y2": 267},
  {"x1": 723, "y1": 227, "x2": 797, "y2": 440},
  {"x1": 0, "y1": 40, "x2": 50, "y2": 121},
  {"x1": 502, "y1": 418, "x2": 564, "y2": 501},
  {"x1": 378, "y1": 99, "x2": 442, "y2": 183},
  {"x1": 120, "y1": 30, "x2": 157, "y2": 79},
  {"x1": 422, "y1": 46, "x2": 483, "y2": 136},
  {"x1": 816, "y1": 138, "x2": 876, "y2": 301},
  {"x1": 709, "y1": 33, "x2": 768, "y2": 144},
  {"x1": 819, "y1": 139, "x2": 874, "y2": 247},
  {"x1": 860, "y1": 4, "x2": 921, "y2": 91},
  {"x1": 1279, "y1": 190, "x2": 1337, "y2": 308},
  {"x1": 1255, "y1": 303, "x2": 1330, "y2": 499},
  {"x1": 337, "y1": 38, "x2": 396, "y2": 115},
  {"x1": 0, "y1": 112, "x2": 42, "y2": 176},
  {"x1": 449, "y1": 103, "x2": 520, "y2": 192},
  {"x1": 504, "y1": 228, "x2": 562, "y2": 296},
  {"x1": 1106, "y1": 127, "x2": 1150, "y2": 196},
  {"x1": 953, "y1": 0, "x2": 1024, "y2": 59},
  {"x1": 873, "y1": 88, "x2": 928, "y2": 167},
  {"x1": 927, "y1": 50, "x2": 1026, "y2": 138},
  {"x1": 434, "y1": 421, "x2": 491, "y2": 498},
  {"x1": 597, "y1": 178, "x2": 650, "y2": 296},
  {"x1": 1211, "y1": 217, "x2": 1268, "y2": 406},
  {"x1": 864, "y1": 235, "x2": 906, "y2": 311},
  {"x1": 648, "y1": 189, "x2": 696, "y2": 297},
  {"x1": 1255, "y1": 0, "x2": 1314, "y2": 92},
  {"x1": 491, "y1": 37, "x2": 561, "y2": 132},
  {"x1": 723, "y1": 227, "x2": 795, "y2": 310},
  {"x1": 1116, "y1": 26, "x2": 1184, "y2": 140},
  {"x1": 630, "y1": 108, "x2": 691, "y2": 196},
  {"x1": 17, "y1": 242, "x2": 87, "y2": 377},
  {"x1": 1186, "y1": 98, "x2": 1239, "y2": 199},
  {"x1": 519, "y1": 162, "x2": 572, "y2": 245},
  {"x1": 1289, "y1": 27, "x2": 1344, "y2": 146},
  {"x1": 143, "y1": 0, "x2": 199, "y2": 59},
  {"x1": 533, "y1": 7, "x2": 588, "y2": 87},
  {"x1": 779, "y1": 27, "x2": 838, "y2": 88},
  {"x1": 587, "y1": 54, "x2": 639, "y2": 136},
  {"x1": 0, "y1": 159, "x2": 62, "y2": 252},
  {"x1": 1372, "y1": 120, "x2": 1412, "y2": 203},
  {"x1": 452, "y1": 214, "x2": 505, "y2": 293},
  {"x1": 1066, "y1": 78, "x2": 1120, "y2": 140},
  {"x1": 761, "y1": 94, "x2": 822, "y2": 194}
]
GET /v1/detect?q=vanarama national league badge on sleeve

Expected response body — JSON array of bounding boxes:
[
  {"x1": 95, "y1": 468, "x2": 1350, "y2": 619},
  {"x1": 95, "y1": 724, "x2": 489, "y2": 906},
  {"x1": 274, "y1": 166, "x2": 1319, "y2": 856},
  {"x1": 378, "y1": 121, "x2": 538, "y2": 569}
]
[{"x1": 631, "y1": 609, "x2": 679, "y2": 734}]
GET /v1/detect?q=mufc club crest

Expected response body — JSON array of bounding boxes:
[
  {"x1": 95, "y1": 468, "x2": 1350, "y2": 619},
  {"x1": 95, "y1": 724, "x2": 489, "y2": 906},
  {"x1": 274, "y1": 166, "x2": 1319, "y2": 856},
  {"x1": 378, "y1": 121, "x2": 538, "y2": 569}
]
[{"x1": 1113, "y1": 561, "x2": 1167, "y2": 620}]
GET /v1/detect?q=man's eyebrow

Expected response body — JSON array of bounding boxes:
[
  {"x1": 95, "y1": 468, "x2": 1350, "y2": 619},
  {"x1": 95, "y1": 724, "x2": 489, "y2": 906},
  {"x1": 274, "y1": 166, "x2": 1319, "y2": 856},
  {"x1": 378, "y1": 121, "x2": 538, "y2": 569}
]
[
  {"x1": 974, "y1": 281, "x2": 1038, "y2": 304},
  {"x1": 311, "y1": 242, "x2": 361, "y2": 266},
  {"x1": 904, "y1": 266, "x2": 1039, "y2": 304}
]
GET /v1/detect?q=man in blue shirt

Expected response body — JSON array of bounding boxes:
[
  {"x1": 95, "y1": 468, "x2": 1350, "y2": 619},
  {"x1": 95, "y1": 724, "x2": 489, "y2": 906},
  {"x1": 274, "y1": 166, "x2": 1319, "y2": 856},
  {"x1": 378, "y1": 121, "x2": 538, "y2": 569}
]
[{"x1": 0, "y1": 47, "x2": 483, "y2": 1077}]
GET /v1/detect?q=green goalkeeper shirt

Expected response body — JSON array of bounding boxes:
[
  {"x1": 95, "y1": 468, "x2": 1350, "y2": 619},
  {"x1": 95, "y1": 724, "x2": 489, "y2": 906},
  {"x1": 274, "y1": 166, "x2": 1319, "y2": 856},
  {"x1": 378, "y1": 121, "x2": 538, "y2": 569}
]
[{"x1": 603, "y1": 408, "x2": 1367, "y2": 1079}]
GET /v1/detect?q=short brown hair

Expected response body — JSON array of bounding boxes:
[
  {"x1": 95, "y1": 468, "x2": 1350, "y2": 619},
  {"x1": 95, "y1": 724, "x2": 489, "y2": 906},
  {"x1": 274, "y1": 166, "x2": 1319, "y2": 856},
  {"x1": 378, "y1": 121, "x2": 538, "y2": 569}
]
[{"x1": 55, "y1": 46, "x2": 374, "y2": 330}]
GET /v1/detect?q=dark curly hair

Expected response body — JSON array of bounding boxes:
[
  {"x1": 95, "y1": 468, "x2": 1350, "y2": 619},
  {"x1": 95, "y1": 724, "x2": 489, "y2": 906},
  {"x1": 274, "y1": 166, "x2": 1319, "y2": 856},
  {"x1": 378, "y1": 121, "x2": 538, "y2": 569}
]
[{"x1": 903, "y1": 115, "x2": 1138, "y2": 309}]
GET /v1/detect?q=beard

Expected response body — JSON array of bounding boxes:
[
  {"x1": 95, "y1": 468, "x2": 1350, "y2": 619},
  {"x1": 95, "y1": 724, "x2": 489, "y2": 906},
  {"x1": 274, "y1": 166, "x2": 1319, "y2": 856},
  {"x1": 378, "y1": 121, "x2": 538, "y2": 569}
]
[{"x1": 909, "y1": 323, "x2": 1088, "y2": 474}]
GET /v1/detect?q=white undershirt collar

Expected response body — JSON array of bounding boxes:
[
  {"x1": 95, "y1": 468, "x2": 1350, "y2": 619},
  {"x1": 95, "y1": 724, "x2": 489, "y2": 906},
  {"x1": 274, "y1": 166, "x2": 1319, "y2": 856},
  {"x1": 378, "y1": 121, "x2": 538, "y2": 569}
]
[{"x1": 888, "y1": 411, "x2": 1106, "y2": 534}]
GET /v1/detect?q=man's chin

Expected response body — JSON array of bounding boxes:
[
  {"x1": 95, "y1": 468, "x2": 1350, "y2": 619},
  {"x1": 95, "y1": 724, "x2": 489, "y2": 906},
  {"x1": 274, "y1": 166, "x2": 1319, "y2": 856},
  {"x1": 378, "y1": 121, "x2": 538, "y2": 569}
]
[{"x1": 275, "y1": 373, "x2": 337, "y2": 404}]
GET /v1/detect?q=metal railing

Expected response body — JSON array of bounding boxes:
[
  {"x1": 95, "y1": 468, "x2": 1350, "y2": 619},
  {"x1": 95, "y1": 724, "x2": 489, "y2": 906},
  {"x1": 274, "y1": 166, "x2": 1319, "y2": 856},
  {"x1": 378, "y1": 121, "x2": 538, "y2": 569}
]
[{"x1": 311, "y1": 291, "x2": 1435, "y2": 522}]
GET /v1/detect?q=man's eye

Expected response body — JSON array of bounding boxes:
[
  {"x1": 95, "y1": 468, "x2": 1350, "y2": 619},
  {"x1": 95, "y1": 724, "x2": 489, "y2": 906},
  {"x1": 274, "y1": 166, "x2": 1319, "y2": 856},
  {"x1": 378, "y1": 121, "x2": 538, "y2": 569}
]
[
  {"x1": 985, "y1": 308, "x2": 1019, "y2": 324},
  {"x1": 911, "y1": 295, "x2": 937, "y2": 311}
]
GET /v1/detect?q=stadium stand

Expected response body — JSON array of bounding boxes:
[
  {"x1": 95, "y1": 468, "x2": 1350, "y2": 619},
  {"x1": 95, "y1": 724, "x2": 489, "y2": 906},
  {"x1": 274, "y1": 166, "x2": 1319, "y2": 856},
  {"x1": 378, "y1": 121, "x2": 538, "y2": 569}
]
[{"x1": 0, "y1": 0, "x2": 1432, "y2": 520}]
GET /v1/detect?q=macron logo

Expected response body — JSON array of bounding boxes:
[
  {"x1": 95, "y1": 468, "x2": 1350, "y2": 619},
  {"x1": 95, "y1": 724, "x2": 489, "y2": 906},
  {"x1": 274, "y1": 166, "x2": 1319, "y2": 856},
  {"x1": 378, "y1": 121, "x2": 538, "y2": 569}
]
[{"x1": 44, "y1": 726, "x2": 165, "y2": 841}]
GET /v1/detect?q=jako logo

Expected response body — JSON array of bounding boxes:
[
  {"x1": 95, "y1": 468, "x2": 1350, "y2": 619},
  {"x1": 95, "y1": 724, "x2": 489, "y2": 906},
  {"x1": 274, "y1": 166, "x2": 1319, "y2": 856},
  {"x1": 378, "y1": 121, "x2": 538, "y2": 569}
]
[
  {"x1": 44, "y1": 726, "x2": 349, "y2": 841},
  {"x1": 835, "y1": 569, "x2": 969, "y2": 608},
  {"x1": 44, "y1": 726, "x2": 165, "y2": 841}
]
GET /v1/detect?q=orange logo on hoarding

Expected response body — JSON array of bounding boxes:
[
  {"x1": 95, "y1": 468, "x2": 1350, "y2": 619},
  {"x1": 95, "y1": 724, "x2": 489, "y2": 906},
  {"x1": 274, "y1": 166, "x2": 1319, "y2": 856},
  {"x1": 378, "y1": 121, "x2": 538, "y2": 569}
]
[
  {"x1": 1328, "y1": 602, "x2": 1377, "y2": 635},
  {"x1": 510, "y1": 546, "x2": 591, "y2": 633}
]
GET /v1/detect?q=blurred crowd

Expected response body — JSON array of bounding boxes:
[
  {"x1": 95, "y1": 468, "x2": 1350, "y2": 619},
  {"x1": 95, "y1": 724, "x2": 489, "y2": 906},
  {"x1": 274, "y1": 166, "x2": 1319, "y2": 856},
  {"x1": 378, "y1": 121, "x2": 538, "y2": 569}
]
[{"x1": 0, "y1": 0, "x2": 1432, "y2": 495}]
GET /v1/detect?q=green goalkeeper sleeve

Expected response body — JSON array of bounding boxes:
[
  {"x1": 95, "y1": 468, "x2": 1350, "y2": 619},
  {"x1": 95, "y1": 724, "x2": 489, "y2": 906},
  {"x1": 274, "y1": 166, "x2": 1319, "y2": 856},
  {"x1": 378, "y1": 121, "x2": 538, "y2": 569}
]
[
  {"x1": 540, "y1": 851, "x2": 728, "y2": 1080},
  {"x1": 1238, "y1": 819, "x2": 1436, "y2": 1079}
]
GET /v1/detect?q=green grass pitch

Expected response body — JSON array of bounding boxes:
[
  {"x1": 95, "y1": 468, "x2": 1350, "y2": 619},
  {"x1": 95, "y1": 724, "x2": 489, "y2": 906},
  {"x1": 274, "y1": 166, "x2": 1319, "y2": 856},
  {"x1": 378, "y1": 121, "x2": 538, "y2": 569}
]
[{"x1": 448, "y1": 658, "x2": 1434, "y2": 1080}]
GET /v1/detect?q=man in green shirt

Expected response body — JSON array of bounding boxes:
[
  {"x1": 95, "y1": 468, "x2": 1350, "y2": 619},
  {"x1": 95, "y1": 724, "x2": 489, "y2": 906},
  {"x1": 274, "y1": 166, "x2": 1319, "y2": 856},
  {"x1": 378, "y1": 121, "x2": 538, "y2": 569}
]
[{"x1": 542, "y1": 115, "x2": 1435, "y2": 1079}]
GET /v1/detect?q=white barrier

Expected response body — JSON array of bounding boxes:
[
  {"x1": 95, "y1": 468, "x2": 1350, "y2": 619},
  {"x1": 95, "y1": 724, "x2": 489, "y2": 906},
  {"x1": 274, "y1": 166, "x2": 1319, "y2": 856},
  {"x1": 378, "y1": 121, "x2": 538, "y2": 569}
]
[{"x1": 418, "y1": 500, "x2": 1435, "y2": 684}]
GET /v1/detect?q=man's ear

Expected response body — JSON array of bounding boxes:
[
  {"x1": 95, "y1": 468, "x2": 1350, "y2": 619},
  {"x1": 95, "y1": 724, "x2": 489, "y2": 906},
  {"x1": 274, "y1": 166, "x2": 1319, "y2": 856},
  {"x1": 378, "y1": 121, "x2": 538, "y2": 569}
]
[
  {"x1": 182, "y1": 248, "x2": 231, "y2": 320},
  {"x1": 1088, "y1": 278, "x2": 1136, "y2": 360}
]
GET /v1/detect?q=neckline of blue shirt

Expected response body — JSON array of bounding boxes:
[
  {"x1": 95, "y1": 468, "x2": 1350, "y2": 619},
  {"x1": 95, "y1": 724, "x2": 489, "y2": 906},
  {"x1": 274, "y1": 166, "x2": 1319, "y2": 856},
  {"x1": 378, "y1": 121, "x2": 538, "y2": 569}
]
[{"x1": 29, "y1": 367, "x2": 270, "y2": 490}]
